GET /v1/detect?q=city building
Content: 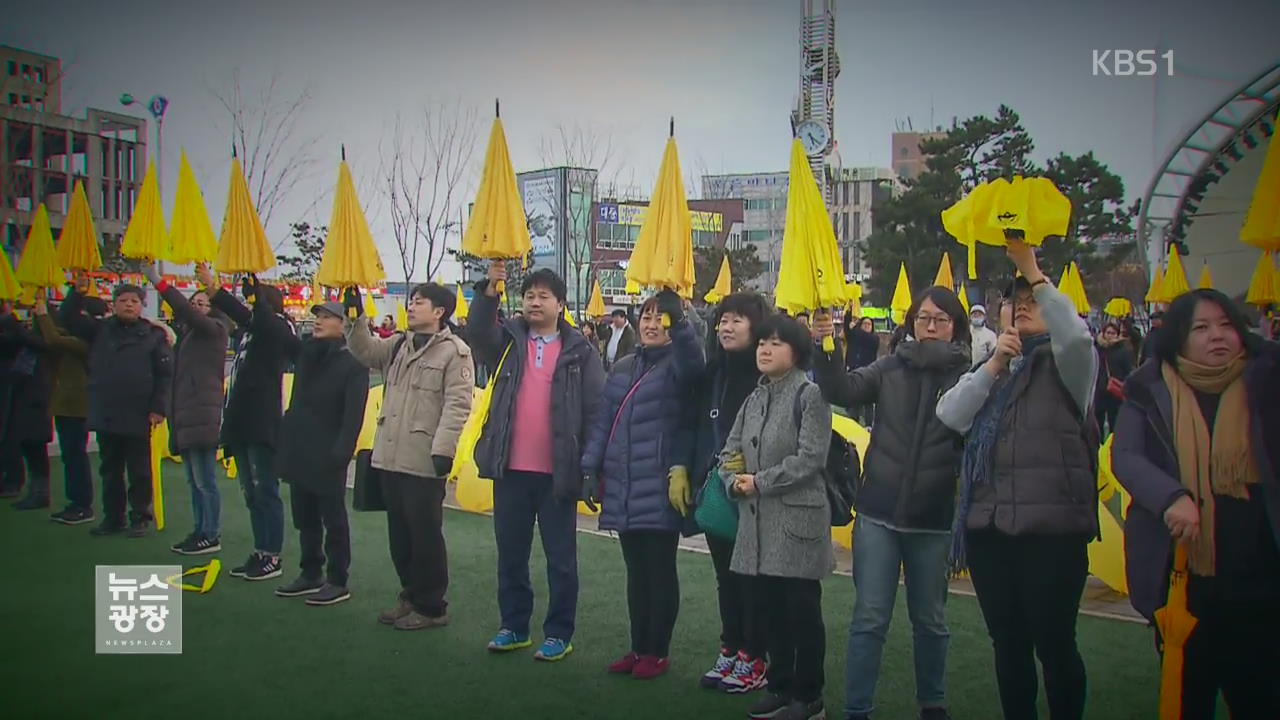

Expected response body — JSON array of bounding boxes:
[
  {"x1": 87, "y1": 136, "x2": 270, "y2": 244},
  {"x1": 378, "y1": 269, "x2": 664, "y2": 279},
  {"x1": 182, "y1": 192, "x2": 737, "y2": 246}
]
[
  {"x1": 826, "y1": 166, "x2": 899, "y2": 283},
  {"x1": 702, "y1": 171, "x2": 789, "y2": 291},
  {"x1": 891, "y1": 130, "x2": 946, "y2": 181},
  {"x1": 2, "y1": 46, "x2": 147, "y2": 266}
]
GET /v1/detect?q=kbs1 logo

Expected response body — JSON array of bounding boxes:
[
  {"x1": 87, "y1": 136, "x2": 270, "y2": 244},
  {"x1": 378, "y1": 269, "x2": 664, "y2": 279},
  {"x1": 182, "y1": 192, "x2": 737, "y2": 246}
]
[{"x1": 1092, "y1": 49, "x2": 1174, "y2": 77}]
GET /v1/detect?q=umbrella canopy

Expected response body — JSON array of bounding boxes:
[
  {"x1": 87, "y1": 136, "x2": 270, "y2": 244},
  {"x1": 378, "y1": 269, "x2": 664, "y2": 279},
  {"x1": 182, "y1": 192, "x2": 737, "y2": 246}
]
[
  {"x1": 396, "y1": 300, "x2": 408, "y2": 331},
  {"x1": 1197, "y1": 261, "x2": 1214, "y2": 290},
  {"x1": 586, "y1": 278, "x2": 607, "y2": 318},
  {"x1": 933, "y1": 253, "x2": 954, "y2": 289},
  {"x1": 454, "y1": 285, "x2": 470, "y2": 321},
  {"x1": 625, "y1": 277, "x2": 641, "y2": 295},
  {"x1": 1145, "y1": 263, "x2": 1166, "y2": 304},
  {"x1": 1104, "y1": 297, "x2": 1133, "y2": 318},
  {"x1": 846, "y1": 282, "x2": 863, "y2": 318},
  {"x1": 704, "y1": 254, "x2": 733, "y2": 304},
  {"x1": 775, "y1": 138, "x2": 852, "y2": 317},
  {"x1": 1059, "y1": 262, "x2": 1090, "y2": 315},
  {"x1": 461, "y1": 106, "x2": 531, "y2": 293},
  {"x1": 316, "y1": 159, "x2": 385, "y2": 288},
  {"x1": 0, "y1": 246, "x2": 22, "y2": 301},
  {"x1": 1245, "y1": 251, "x2": 1277, "y2": 307},
  {"x1": 15, "y1": 204, "x2": 63, "y2": 288},
  {"x1": 55, "y1": 181, "x2": 101, "y2": 271},
  {"x1": 363, "y1": 291, "x2": 379, "y2": 320},
  {"x1": 215, "y1": 156, "x2": 275, "y2": 274},
  {"x1": 168, "y1": 149, "x2": 219, "y2": 265},
  {"x1": 1156, "y1": 251, "x2": 1190, "y2": 303},
  {"x1": 1155, "y1": 544, "x2": 1198, "y2": 720},
  {"x1": 890, "y1": 262, "x2": 912, "y2": 325},
  {"x1": 627, "y1": 124, "x2": 696, "y2": 299},
  {"x1": 120, "y1": 160, "x2": 168, "y2": 261},
  {"x1": 943, "y1": 176, "x2": 1071, "y2": 278},
  {"x1": 563, "y1": 309, "x2": 578, "y2": 327},
  {"x1": 1240, "y1": 111, "x2": 1280, "y2": 252},
  {"x1": 957, "y1": 280, "x2": 970, "y2": 313}
]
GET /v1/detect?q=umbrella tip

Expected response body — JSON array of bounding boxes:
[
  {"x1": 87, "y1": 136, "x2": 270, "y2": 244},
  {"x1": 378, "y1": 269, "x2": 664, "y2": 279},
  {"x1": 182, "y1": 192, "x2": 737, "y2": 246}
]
[
  {"x1": 669, "y1": 117, "x2": 674, "y2": 137},
  {"x1": 495, "y1": 98, "x2": 500, "y2": 118},
  {"x1": 231, "y1": 143, "x2": 236, "y2": 159},
  {"x1": 341, "y1": 143, "x2": 346, "y2": 162}
]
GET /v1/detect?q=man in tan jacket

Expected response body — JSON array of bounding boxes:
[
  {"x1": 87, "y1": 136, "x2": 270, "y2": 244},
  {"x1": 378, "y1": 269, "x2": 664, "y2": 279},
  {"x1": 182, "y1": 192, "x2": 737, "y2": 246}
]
[{"x1": 344, "y1": 283, "x2": 474, "y2": 630}]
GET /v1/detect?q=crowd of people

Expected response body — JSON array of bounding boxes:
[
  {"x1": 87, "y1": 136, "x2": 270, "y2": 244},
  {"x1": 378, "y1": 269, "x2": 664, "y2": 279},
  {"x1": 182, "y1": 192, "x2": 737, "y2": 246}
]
[{"x1": 1, "y1": 238, "x2": 1278, "y2": 720}]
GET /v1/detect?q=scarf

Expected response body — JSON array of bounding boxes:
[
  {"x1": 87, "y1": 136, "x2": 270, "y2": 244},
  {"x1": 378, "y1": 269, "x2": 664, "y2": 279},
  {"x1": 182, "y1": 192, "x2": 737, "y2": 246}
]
[
  {"x1": 948, "y1": 333, "x2": 1051, "y2": 572},
  {"x1": 1161, "y1": 354, "x2": 1259, "y2": 576}
]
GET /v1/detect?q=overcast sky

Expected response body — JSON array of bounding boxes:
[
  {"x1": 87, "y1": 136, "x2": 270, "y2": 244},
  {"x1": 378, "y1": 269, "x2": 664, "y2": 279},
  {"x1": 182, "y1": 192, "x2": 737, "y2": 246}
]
[{"x1": 7, "y1": 0, "x2": 1278, "y2": 280}]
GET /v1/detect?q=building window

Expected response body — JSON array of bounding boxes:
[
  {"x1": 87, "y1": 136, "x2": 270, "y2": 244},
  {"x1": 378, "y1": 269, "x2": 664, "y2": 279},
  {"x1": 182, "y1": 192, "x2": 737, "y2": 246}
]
[
  {"x1": 899, "y1": 146, "x2": 909, "y2": 157},
  {"x1": 853, "y1": 182, "x2": 861, "y2": 205},
  {"x1": 6, "y1": 61, "x2": 15, "y2": 76},
  {"x1": 852, "y1": 212, "x2": 862, "y2": 240},
  {"x1": 7, "y1": 93, "x2": 15, "y2": 105},
  {"x1": 841, "y1": 212, "x2": 849, "y2": 242}
]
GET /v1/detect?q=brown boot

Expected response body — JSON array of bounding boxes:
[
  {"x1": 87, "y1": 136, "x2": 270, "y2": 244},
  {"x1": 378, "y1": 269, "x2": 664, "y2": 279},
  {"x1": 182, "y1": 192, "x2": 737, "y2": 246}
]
[
  {"x1": 377, "y1": 594, "x2": 413, "y2": 625},
  {"x1": 394, "y1": 610, "x2": 449, "y2": 631}
]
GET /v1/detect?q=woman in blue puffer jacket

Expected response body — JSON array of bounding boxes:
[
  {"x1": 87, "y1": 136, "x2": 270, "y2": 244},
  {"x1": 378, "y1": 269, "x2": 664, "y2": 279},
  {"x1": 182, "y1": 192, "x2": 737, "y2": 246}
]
[{"x1": 581, "y1": 289, "x2": 705, "y2": 680}]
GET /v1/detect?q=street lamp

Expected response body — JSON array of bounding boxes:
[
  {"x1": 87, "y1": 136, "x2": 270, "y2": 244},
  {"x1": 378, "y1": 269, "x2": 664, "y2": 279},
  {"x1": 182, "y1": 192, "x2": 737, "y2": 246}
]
[{"x1": 120, "y1": 92, "x2": 170, "y2": 289}]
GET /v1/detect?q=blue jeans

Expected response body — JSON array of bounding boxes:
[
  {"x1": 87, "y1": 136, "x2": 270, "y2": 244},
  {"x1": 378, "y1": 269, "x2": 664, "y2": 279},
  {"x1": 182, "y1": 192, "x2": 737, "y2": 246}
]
[
  {"x1": 493, "y1": 471, "x2": 579, "y2": 640},
  {"x1": 235, "y1": 444, "x2": 283, "y2": 555},
  {"x1": 845, "y1": 517, "x2": 951, "y2": 716},
  {"x1": 183, "y1": 448, "x2": 221, "y2": 539},
  {"x1": 55, "y1": 416, "x2": 92, "y2": 509}
]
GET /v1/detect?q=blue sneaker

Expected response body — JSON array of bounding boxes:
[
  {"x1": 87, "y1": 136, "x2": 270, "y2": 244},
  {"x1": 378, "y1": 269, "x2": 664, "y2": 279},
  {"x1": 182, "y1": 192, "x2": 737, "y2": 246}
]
[
  {"x1": 487, "y1": 628, "x2": 532, "y2": 652},
  {"x1": 534, "y1": 637, "x2": 574, "y2": 662}
]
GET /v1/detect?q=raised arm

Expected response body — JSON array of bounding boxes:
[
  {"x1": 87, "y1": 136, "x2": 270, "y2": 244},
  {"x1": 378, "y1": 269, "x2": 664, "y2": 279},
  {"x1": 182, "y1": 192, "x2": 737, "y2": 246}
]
[
  {"x1": 344, "y1": 315, "x2": 398, "y2": 372},
  {"x1": 35, "y1": 312, "x2": 90, "y2": 357},
  {"x1": 467, "y1": 275, "x2": 509, "y2": 368},
  {"x1": 1035, "y1": 281, "x2": 1098, "y2": 417},
  {"x1": 811, "y1": 312, "x2": 886, "y2": 406}
]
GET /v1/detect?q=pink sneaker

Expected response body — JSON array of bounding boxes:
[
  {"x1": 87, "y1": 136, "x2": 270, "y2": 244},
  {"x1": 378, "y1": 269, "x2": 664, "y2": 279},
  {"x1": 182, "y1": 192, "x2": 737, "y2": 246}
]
[
  {"x1": 607, "y1": 652, "x2": 640, "y2": 674},
  {"x1": 632, "y1": 655, "x2": 670, "y2": 679}
]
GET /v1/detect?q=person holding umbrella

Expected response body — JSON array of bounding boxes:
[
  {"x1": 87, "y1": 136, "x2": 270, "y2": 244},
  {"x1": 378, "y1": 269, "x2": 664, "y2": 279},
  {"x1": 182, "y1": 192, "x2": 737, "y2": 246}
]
[{"x1": 1112, "y1": 289, "x2": 1280, "y2": 718}]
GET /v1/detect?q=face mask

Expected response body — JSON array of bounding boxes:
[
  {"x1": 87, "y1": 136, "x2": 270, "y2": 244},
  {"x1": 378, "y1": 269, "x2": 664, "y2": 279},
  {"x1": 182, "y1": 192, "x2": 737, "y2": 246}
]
[{"x1": 972, "y1": 316, "x2": 985, "y2": 328}]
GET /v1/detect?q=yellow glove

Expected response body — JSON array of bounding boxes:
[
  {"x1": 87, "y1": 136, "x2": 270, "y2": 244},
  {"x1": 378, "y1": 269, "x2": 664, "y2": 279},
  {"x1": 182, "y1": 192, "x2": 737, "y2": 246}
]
[
  {"x1": 667, "y1": 465, "x2": 692, "y2": 517},
  {"x1": 721, "y1": 451, "x2": 746, "y2": 474}
]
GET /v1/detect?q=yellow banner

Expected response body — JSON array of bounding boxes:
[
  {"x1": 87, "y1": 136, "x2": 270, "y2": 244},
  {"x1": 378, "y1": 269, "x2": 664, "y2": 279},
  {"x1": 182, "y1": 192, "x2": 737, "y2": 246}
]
[{"x1": 615, "y1": 204, "x2": 722, "y2": 232}]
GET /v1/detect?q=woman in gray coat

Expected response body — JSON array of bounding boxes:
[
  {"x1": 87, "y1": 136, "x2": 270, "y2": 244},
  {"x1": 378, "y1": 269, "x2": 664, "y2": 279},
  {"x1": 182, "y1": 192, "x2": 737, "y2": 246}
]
[
  {"x1": 720, "y1": 315, "x2": 833, "y2": 720},
  {"x1": 143, "y1": 265, "x2": 230, "y2": 556}
]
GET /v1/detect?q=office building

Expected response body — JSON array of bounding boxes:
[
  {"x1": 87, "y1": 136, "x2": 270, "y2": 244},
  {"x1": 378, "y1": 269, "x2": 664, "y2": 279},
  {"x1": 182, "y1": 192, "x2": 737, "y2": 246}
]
[{"x1": 891, "y1": 130, "x2": 945, "y2": 181}]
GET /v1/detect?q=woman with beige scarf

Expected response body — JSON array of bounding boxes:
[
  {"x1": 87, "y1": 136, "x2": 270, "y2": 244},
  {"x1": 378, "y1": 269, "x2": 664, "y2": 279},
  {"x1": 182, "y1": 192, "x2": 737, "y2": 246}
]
[{"x1": 1112, "y1": 288, "x2": 1280, "y2": 719}]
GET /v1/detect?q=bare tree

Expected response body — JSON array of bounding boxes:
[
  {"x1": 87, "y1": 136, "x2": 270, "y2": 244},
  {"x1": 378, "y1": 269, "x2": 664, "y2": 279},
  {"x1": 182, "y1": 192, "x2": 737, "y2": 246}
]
[
  {"x1": 211, "y1": 69, "x2": 317, "y2": 234},
  {"x1": 378, "y1": 100, "x2": 480, "y2": 287}
]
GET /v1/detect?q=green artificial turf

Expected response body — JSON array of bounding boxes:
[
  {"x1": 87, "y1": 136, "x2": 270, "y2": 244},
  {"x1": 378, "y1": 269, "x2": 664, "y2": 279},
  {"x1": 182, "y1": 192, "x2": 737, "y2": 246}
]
[{"x1": 0, "y1": 458, "x2": 1164, "y2": 719}]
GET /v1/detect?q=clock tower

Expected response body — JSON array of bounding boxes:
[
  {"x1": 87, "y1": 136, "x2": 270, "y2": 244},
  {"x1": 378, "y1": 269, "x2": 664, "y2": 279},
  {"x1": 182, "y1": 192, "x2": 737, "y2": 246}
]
[{"x1": 794, "y1": 0, "x2": 838, "y2": 206}]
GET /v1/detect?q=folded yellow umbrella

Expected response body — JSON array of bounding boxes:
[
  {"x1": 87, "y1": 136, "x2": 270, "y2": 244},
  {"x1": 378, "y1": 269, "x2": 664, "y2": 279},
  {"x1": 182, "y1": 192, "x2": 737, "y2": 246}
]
[
  {"x1": 1104, "y1": 297, "x2": 1133, "y2": 318},
  {"x1": 704, "y1": 254, "x2": 732, "y2": 304},
  {"x1": 846, "y1": 282, "x2": 863, "y2": 318},
  {"x1": 1156, "y1": 251, "x2": 1190, "y2": 303},
  {"x1": 563, "y1": 309, "x2": 577, "y2": 327},
  {"x1": 0, "y1": 247, "x2": 20, "y2": 301},
  {"x1": 1240, "y1": 110, "x2": 1280, "y2": 252},
  {"x1": 933, "y1": 252, "x2": 954, "y2": 289},
  {"x1": 775, "y1": 138, "x2": 852, "y2": 350},
  {"x1": 316, "y1": 154, "x2": 385, "y2": 288},
  {"x1": 957, "y1": 280, "x2": 970, "y2": 313},
  {"x1": 625, "y1": 277, "x2": 641, "y2": 295},
  {"x1": 55, "y1": 181, "x2": 102, "y2": 271},
  {"x1": 1196, "y1": 261, "x2": 1213, "y2": 290},
  {"x1": 889, "y1": 262, "x2": 912, "y2": 325},
  {"x1": 454, "y1": 285, "x2": 469, "y2": 321},
  {"x1": 1062, "y1": 262, "x2": 1090, "y2": 315},
  {"x1": 943, "y1": 176, "x2": 1071, "y2": 279},
  {"x1": 363, "y1": 291, "x2": 379, "y2": 319},
  {"x1": 1144, "y1": 263, "x2": 1165, "y2": 304},
  {"x1": 461, "y1": 103, "x2": 531, "y2": 294},
  {"x1": 396, "y1": 300, "x2": 408, "y2": 331},
  {"x1": 215, "y1": 155, "x2": 276, "y2": 274},
  {"x1": 1245, "y1": 251, "x2": 1276, "y2": 307},
  {"x1": 1156, "y1": 545, "x2": 1197, "y2": 720},
  {"x1": 627, "y1": 120, "x2": 696, "y2": 309},
  {"x1": 15, "y1": 204, "x2": 63, "y2": 288},
  {"x1": 168, "y1": 149, "x2": 219, "y2": 265},
  {"x1": 121, "y1": 160, "x2": 168, "y2": 261},
  {"x1": 586, "y1": 278, "x2": 607, "y2": 318}
]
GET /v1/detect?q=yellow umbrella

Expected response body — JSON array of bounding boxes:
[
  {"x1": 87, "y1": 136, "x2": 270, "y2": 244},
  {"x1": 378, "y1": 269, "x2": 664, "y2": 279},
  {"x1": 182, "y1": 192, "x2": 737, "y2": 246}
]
[
  {"x1": 363, "y1": 291, "x2": 379, "y2": 319},
  {"x1": 55, "y1": 181, "x2": 101, "y2": 271},
  {"x1": 120, "y1": 160, "x2": 167, "y2": 261},
  {"x1": 316, "y1": 154, "x2": 385, "y2": 288},
  {"x1": 933, "y1": 253, "x2": 954, "y2": 289},
  {"x1": 1155, "y1": 545, "x2": 1197, "y2": 720},
  {"x1": 889, "y1": 262, "x2": 912, "y2": 325},
  {"x1": 215, "y1": 155, "x2": 275, "y2": 274},
  {"x1": 396, "y1": 300, "x2": 409, "y2": 330},
  {"x1": 846, "y1": 282, "x2": 863, "y2": 318},
  {"x1": 957, "y1": 280, "x2": 970, "y2": 313},
  {"x1": 1062, "y1": 262, "x2": 1090, "y2": 315},
  {"x1": 15, "y1": 204, "x2": 63, "y2": 288},
  {"x1": 1156, "y1": 251, "x2": 1190, "y2": 303},
  {"x1": 454, "y1": 285, "x2": 470, "y2": 321},
  {"x1": 625, "y1": 278, "x2": 641, "y2": 295},
  {"x1": 563, "y1": 309, "x2": 577, "y2": 327},
  {"x1": 943, "y1": 176, "x2": 1070, "y2": 279},
  {"x1": 1145, "y1": 263, "x2": 1165, "y2": 304},
  {"x1": 1240, "y1": 110, "x2": 1280, "y2": 252},
  {"x1": 627, "y1": 120, "x2": 696, "y2": 309},
  {"x1": 461, "y1": 102, "x2": 531, "y2": 295},
  {"x1": 704, "y1": 254, "x2": 732, "y2": 304},
  {"x1": 586, "y1": 278, "x2": 607, "y2": 318},
  {"x1": 309, "y1": 280, "x2": 325, "y2": 307},
  {"x1": 1196, "y1": 261, "x2": 1214, "y2": 290},
  {"x1": 0, "y1": 247, "x2": 20, "y2": 301},
  {"x1": 1104, "y1": 297, "x2": 1133, "y2": 318},
  {"x1": 1245, "y1": 251, "x2": 1276, "y2": 307},
  {"x1": 168, "y1": 149, "x2": 219, "y2": 265},
  {"x1": 775, "y1": 138, "x2": 852, "y2": 349}
]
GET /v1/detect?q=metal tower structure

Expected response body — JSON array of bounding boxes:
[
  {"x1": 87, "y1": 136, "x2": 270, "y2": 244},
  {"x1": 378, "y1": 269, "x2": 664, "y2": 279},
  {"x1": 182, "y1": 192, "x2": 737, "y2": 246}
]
[{"x1": 794, "y1": 0, "x2": 838, "y2": 206}]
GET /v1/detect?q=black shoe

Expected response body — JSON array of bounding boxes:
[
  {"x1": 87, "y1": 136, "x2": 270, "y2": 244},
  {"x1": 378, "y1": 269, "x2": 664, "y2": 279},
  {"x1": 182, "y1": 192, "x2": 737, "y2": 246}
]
[
  {"x1": 90, "y1": 519, "x2": 126, "y2": 536},
  {"x1": 919, "y1": 709, "x2": 950, "y2": 720},
  {"x1": 275, "y1": 575, "x2": 325, "y2": 597},
  {"x1": 126, "y1": 521, "x2": 150, "y2": 539},
  {"x1": 0, "y1": 487, "x2": 21, "y2": 499},
  {"x1": 229, "y1": 552, "x2": 260, "y2": 578},
  {"x1": 172, "y1": 535, "x2": 221, "y2": 556},
  {"x1": 50, "y1": 506, "x2": 73, "y2": 523},
  {"x1": 304, "y1": 583, "x2": 351, "y2": 606},
  {"x1": 776, "y1": 699, "x2": 825, "y2": 720},
  {"x1": 13, "y1": 495, "x2": 49, "y2": 510},
  {"x1": 749, "y1": 693, "x2": 792, "y2": 719},
  {"x1": 170, "y1": 533, "x2": 199, "y2": 554},
  {"x1": 245, "y1": 554, "x2": 283, "y2": 581},
  {"x1": 55, "y1": 506, "x2": 94, "y2": 525}
]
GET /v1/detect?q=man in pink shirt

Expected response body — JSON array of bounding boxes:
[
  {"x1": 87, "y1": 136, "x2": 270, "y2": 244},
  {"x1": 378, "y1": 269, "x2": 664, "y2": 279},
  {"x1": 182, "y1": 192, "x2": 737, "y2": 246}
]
[{"x1": 468, "y1": 263, "x2": 605, "y2": 663}]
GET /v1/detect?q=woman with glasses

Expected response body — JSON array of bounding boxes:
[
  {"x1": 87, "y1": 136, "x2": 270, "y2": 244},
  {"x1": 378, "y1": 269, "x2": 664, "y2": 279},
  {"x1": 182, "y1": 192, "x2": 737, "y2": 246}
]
[{"x1": 811, "y1": 287, "x2": 972, "y2": 720}]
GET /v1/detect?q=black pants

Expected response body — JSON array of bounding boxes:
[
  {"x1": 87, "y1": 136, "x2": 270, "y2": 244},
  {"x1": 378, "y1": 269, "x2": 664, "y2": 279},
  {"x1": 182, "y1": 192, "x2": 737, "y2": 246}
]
[
  {"x1": 1, "y1": 438, "x2": 50, "y2": 496},
  {"x1": 754, "y1": 574, "x2": 825, "y2": 703},
  {"x1": 382, "y1": 471, "x2": 448, "y2": 617},
  {"x1": 707, "y1": 533, "x2": 766, "y2": 658},
  {"x1": 290, "y1": 485, "x2": 350, "y2": 586},
  {"x1": 1169, "y1": 592, "x2": 1280, "y2": 719},
  {"x1": 55, "y1": 417, "x2": 92, "y2": 508},
  {"x1": 98, "y1": 432, "x2": 152, "y2": 525},
  {"x1": 967, "y1": 530, "x2": 1089, "y2": 720},
  {"x1": 619, "y1": 531, "x2": 680, "y2": 657}
]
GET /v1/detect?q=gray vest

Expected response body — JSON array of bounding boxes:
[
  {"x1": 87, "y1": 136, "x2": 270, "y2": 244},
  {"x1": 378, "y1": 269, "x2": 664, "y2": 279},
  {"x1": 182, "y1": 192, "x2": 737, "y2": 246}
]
[{"x1": 966, "y1": 344, "x2": 1100, "y2": 537}]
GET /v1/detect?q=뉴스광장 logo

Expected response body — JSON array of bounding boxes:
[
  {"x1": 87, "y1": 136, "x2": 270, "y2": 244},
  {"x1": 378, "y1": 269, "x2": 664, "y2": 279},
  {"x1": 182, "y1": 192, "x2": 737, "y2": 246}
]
[
  {"x1": 95, "y1": 565, "x2": 183, "y2": 654},
  {"x1": 1092, "y1": 49, "x2": 1174, "y2": 77}
]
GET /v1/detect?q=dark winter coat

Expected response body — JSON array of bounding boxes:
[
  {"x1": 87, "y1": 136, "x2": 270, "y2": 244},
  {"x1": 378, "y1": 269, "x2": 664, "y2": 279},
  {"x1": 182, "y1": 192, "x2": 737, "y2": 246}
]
[
  {"x1": 582, "y1": 319, "x2": 705, "y2": 533},
  {"x1": 813, "y1": 339, "x2": 970, "y2": 530},
  {"x1": 35, "y1": 313, "x2": 89, "y2": 419},
  {"x1": 276, "y1": 334, "x2": 370, "y2": 494},
  {"x1": 843, "y1": 325, "x2": 880, "y2": 372},
  {"x1": 468, "y1": 281, "x2": 607, "y2": 502},
  {"x1": 600, "y1": 322, "x2": 637, "y2": 369},
  {"x1": 212, "y1": 290, "x2": 294, "y2": 451},
  {"x1": 685, "y1": 347, "x2": 761, "y2": 502},
  {"x1": 0, "y1": 314, "x2": 53, "y2": 444},
  {"x1": 159, "y1": 285, "x2": 230, "y2": 451},
  {"x1": 1112, "y1": 348, "x2": 1280, "y2": 621}
]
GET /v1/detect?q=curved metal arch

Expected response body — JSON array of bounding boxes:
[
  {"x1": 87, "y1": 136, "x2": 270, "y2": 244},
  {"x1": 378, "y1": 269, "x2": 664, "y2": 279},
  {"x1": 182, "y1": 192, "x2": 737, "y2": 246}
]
[{"x1": 1137, "y1": 62, "x2": 1280, "y2": 270}]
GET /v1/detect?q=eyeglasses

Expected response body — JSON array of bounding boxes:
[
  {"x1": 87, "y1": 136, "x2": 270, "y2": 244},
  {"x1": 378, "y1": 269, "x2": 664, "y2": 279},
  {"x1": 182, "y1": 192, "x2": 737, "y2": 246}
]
[{"x1": 915, "y1": 315, "x2": 953, "y2": 328}]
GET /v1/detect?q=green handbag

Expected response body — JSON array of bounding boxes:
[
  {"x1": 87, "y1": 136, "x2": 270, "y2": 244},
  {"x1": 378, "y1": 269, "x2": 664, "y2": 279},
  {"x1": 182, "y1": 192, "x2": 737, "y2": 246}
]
[{"x1": 694, "y1": 468, "x2": 739, "y2": 541}]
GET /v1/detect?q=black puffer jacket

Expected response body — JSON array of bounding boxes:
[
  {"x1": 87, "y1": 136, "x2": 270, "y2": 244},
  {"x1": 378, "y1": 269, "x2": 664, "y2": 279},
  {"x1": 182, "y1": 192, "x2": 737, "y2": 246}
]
[
  {"x1": 276, "y1": 336, "x2": 369, "y2": 494},
  {"x1": 0, "y1": 314, "x2": 53, "y2": 444},
  {"x1": 212, "y1": 290, "x2": 294, "y2": 451},
  {"x1": 813, "y1": 339, "x2": 970, "y2": 530}
]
